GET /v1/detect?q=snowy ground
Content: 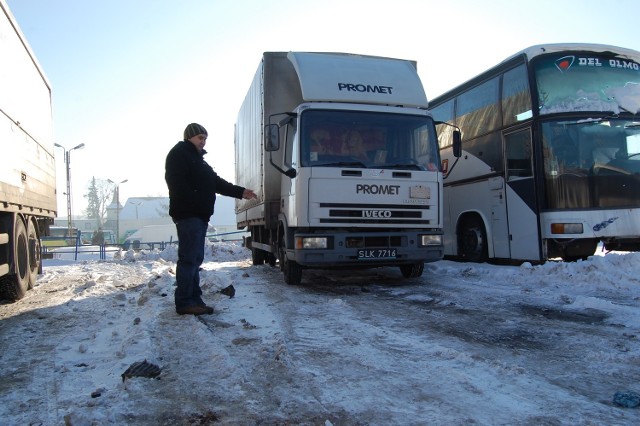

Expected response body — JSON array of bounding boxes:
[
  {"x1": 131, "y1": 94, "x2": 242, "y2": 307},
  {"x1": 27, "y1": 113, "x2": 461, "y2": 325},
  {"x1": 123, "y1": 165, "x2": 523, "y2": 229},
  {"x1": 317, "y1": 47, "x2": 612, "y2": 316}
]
[{"x1": 0, "y1": 241, "x2": 639, "y2": 425}]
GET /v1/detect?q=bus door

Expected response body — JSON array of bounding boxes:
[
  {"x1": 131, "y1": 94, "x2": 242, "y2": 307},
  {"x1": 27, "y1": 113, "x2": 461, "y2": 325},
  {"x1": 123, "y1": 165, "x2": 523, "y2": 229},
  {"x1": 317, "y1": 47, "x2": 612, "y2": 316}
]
[
  {"x1": 488, "y1": 176, "x2": 510, "y2": 258},
  {"x1": 504, "y1": 129, "x2": 541, "y2": 261}
]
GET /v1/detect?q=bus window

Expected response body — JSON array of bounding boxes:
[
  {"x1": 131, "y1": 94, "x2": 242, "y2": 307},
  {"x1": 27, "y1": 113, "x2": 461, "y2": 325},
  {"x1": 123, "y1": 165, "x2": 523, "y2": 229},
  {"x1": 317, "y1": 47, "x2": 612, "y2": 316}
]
[
  {"x1": 431, "y1": 99, "x2": 455, "y2": 149},
  {"x1": 505, "y1": 130, "x2": 533, "y2": 180},
  {"x1": 502, "y1": 64, "x2": 532, "y2": 125},
  {"x1": 457, "y1": 77, "x2": 500, "y2": 139}
]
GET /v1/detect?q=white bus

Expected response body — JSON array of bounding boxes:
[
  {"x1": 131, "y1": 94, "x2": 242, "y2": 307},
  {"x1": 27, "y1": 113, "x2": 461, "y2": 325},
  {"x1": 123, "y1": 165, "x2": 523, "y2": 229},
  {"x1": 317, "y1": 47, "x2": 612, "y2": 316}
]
[{"x1": 430, "y1": 43, "x2": 640, "y2": 262}]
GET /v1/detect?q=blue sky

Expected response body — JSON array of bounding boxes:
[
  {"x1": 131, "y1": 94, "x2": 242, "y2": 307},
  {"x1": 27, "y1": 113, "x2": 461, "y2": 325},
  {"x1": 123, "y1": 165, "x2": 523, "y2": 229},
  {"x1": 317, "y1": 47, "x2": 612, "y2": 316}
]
[{"x1": 5, "y1": 0, "x2": 640, "y2": 217}]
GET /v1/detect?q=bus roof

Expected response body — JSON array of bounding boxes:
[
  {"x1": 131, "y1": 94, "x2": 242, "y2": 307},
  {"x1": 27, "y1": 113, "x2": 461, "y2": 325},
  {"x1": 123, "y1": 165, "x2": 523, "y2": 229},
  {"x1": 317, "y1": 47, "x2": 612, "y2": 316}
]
[
  {"x1": 430, "y1": 43, "x2": 640, "y2": 105},
  {"x1": 508, "y1": 43, "x2": 640, "y2": 63}
]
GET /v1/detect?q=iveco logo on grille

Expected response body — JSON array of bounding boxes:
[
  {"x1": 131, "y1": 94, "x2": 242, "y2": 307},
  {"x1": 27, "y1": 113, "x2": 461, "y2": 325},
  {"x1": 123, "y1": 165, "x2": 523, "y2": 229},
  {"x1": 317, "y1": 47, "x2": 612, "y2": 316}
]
[{"x1": 363, "y1": 210, "x2": 392, "y2": 218}]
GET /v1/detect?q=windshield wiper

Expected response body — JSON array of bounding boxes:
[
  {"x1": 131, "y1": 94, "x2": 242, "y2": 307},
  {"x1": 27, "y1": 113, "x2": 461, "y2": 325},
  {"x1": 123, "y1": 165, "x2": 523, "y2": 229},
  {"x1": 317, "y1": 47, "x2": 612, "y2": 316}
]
[
  {"x1": 317, "y1": 161, "x2": 367, "y2": 168},
  {"x1": 380, "y1": 163, "x2": 425, "y2": 171}
]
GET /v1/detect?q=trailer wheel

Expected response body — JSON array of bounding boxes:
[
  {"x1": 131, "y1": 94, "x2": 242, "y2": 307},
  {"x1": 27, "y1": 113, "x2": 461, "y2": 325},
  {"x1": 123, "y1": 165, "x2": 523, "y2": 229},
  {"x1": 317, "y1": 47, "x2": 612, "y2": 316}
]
[
  {"x1": 251, "y1": 247, "x2": 265, "y2": 265},
  {"x1": 1, "y1": 217, "x2": 30, "y2": 300},
  {"x1": 400, "y1": 262, "x2": 424, "y2": 278},
  {"x1": 27, "y1": 217, "x2": 40, "y2": 289},
  {"x1": 460, "y1": 216, "x2": 488, "y2": 263}
]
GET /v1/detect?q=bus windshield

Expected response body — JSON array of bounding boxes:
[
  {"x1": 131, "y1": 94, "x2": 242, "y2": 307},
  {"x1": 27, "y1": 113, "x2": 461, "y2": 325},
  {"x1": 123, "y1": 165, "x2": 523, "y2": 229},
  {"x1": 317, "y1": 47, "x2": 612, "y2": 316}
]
[
  {"x1": 542, "y1": 119, "x2": 640, "y2": 209},
  {"x1": 534, "y1": 52, "x2": 640, "y2": 115},
  {"x1": 300, "y1": 110, "x2": 440, "y2": 171}
]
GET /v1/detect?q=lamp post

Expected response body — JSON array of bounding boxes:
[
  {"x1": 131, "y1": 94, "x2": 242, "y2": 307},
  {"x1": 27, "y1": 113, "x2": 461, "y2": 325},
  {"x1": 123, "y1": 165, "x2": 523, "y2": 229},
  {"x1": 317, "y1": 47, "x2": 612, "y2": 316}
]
[
  {"x1": 108, "y1": 179, "x2": 128, "y2": 244},
  {"x1": 54, "y1": 142, "x2": 85, "y2": 237}
]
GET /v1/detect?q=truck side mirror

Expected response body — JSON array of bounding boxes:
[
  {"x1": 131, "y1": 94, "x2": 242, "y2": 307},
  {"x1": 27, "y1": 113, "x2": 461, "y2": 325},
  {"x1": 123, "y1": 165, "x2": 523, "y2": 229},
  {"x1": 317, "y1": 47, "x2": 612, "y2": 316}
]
[
  {"x1": 452, "y1": 130, "x2": 462, "y2": 158},
  {"x1": 265, "y1": 124, "x2": 279, "y2": 151}
]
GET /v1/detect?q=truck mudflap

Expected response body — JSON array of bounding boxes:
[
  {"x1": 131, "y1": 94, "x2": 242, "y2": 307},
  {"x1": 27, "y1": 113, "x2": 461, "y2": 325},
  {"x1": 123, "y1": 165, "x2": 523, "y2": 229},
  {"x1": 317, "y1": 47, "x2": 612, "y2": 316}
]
[{"x1": 290, "y1": 230, "x2": 443, "y2": 268}]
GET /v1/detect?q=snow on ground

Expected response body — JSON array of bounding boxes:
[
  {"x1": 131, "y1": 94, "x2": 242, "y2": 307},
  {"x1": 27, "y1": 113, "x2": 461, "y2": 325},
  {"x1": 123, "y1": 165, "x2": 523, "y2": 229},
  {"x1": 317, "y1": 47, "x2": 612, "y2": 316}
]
[{"x1": 0, "y1": 242, "x2": 639, "y2": 425}]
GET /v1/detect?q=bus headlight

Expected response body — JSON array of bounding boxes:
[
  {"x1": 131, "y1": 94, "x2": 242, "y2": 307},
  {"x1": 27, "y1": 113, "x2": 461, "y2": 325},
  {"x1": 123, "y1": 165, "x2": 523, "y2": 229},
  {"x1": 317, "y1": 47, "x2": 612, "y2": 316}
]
[
  {"x1": 420, "y1": 234, "x2": 442, "y2": 246},
  {"x1": 296, "y1": 237, "x2": 328, "y2": 249},
  {"x1": 551, "y1": 223, "x2": 583, "y2": 234}
]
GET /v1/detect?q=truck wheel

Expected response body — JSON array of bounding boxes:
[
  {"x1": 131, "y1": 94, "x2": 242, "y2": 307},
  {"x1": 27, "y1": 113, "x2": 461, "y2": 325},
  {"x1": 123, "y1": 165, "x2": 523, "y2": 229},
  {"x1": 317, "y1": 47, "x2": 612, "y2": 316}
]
[
  {"x1": 266, "y1": 253, "x2": 277, "y2": 267},
  {"x1": 277, "y1": 228, "x2": 286, "y2": 272},
  {"x1": 27, "y1": 218, "x2": 40, "y2": 289},
  {"x1": 2, "y1": 218, "x2": 30, "y2": 300},
  {"x1": 400, "y1": 262, "x2": 424, "y2": 278},
  {"x1": 460, "y1": 216, "x2": 488, "y2": 263},
  {"x1": 283, "y1": 258, "x2": 302, "y2": 285}
]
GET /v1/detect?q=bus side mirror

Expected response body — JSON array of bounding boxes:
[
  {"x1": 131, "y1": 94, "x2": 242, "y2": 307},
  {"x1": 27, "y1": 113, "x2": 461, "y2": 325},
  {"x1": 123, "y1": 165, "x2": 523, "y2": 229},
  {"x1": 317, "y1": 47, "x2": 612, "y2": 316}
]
[
  {"x1": 265, "y1": 124, "x2": 279, "y2": 151},
  {"x1": 452, "y1": 130, "x2": 462, "y2": 158}
]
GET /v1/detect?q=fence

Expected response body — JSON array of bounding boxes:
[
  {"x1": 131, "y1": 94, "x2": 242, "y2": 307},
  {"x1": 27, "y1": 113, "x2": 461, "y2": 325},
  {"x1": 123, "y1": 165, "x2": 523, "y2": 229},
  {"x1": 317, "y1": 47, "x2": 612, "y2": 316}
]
[{"x1": 41, "y1": 230, "x2": 248, "y2": 261}]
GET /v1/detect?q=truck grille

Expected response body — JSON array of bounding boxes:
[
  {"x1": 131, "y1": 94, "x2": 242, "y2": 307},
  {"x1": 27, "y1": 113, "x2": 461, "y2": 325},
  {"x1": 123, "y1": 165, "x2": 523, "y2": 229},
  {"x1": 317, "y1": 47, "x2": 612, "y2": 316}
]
[{"x1": 318, "y1": 203, "x2": 432, "y2": 225}]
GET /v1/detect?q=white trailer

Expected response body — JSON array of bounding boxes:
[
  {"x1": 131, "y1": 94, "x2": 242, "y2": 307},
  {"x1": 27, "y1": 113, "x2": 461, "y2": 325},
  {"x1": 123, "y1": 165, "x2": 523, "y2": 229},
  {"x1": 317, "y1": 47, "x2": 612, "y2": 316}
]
[
  {"x1": 0, "y1": 0, "x2": 56, "y2": 300},
  {"x1": 123, "y1": 224, "x2": 177, "y2": 250},
  {"x1": 235, "y1": 52, "x2": 451, "y2": 285}
]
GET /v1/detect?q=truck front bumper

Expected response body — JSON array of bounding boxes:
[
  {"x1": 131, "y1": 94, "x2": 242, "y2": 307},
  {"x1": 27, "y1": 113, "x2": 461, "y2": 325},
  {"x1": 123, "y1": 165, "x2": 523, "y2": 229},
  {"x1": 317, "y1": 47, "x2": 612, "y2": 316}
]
[{"x1": 291, "y1": 230, "x2": 443, "y2": 267}]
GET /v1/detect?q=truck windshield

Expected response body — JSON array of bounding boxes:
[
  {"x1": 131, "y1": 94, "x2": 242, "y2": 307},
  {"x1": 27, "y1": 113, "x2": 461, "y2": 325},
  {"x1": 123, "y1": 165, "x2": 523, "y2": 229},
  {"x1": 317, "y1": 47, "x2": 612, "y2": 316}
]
[
  {"x1": 534, "y1": 52, "x2": 640, "y2": 115},
  {"x1": 300, "y1": 109, "x2": 440, "y2": 171}
]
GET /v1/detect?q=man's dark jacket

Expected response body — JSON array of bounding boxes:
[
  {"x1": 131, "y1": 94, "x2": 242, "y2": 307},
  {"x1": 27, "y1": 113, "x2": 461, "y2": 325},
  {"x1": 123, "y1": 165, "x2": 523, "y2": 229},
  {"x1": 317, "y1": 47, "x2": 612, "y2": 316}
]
[{"x1": 165, "y1": 140, "x2": 245, "y2": 222}]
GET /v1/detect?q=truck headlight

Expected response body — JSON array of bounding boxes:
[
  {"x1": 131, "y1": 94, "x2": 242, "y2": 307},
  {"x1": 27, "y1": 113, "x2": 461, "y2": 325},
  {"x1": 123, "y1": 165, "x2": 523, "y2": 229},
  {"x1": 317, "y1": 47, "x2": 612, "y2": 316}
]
[
  {"x1": 420, "y1": 234, "x2": 442, "y2": 246},
  {"x1": 296, "y1": 237, "x2": 328, "y2": 249}
]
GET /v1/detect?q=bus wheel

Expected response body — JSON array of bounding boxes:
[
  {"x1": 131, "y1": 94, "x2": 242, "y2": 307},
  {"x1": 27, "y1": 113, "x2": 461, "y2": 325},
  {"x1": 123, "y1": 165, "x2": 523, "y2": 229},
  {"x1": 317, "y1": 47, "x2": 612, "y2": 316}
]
[
  {"x1": 561, "y1": 239, "x2": 597, "y2": 262},
  {"x1": 460, "y1": 216, "x2": 488, "y2": 263},
  {"x1": 26, "y1": 217, "x2": 40, "y2": 289},
  {"x1": 400, "y1": 262, "x2": 424, "y2": 278}
]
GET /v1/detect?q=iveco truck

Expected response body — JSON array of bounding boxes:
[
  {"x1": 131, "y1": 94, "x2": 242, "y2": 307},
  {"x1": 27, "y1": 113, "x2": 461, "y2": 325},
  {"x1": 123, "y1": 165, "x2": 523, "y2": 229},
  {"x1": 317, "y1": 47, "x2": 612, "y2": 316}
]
[
  {"x1": 235, "y1": 52, "x2": 449, "y2": 285},
  {"x1": 0, "y1": 0, "x2": 57, "y2": 300}
]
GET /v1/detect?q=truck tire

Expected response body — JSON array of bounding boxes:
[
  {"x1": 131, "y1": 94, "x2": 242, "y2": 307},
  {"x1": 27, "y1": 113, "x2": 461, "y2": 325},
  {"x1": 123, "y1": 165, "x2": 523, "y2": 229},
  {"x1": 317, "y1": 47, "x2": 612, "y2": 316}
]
[
  {"x1": 27, "y1": 217, "x2": 40, "y2": 289},
  {"x1": 1, "y1": 218, "x2": 30, "y2": 300},
  {"x1": 400, "y1": 262, "x2": 424, "y2": 278},
  {"x1": 283, "y1": 258, "x2": 302, "y2": 285}
]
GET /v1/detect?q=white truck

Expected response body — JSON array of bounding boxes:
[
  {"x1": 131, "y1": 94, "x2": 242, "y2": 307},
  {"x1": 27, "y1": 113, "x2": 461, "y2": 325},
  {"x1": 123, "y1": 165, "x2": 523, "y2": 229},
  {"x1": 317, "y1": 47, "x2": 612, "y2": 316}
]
[
  {"x1": 0, "y1": 0, "x2": 57, "y2": 300},
  {"x1": 235, "y1": 52, "x2": 450, "y2": 285}
]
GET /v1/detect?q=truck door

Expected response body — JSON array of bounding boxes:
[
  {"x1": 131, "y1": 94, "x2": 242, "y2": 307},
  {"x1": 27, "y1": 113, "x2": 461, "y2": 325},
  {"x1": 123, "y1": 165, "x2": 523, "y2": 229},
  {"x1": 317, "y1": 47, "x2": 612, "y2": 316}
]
[{"x1": 504, "y1": 128, "x2": 541, "y2": 261}]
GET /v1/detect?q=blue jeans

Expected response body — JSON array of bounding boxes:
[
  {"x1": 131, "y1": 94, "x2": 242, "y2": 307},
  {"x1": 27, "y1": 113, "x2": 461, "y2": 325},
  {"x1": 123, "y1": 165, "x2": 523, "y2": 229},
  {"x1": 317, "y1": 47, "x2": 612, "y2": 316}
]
[{"x1": 174, "y1": 217, "x2": 208, "y2": 308}]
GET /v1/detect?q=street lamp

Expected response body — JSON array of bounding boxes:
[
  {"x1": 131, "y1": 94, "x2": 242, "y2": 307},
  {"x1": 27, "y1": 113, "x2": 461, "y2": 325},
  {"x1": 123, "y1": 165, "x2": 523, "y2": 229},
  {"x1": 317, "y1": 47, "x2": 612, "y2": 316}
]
[
  {"x1": 108, "y1": 178, "x2": 128, "y2": 244},
  {"x1": 54, "y1": 142, "x2": 85, "y2": 237}
]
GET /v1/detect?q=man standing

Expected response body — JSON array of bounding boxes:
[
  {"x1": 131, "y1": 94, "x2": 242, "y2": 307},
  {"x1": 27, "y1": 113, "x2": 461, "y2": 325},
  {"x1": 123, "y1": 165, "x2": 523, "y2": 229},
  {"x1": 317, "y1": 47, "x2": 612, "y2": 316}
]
[{"x1": 165, "y1": 123, "x2": 256, "y2": 315}]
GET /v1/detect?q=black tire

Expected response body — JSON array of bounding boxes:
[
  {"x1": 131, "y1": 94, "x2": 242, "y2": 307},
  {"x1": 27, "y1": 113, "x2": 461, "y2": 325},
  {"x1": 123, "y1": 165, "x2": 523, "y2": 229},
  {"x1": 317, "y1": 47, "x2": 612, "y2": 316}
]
[
  {"x1": 1, "y1": 218, "x2": 30, "y2": 300},
  {"x1": 277, "y1": 229, "x2": 286, "y2": 272},
  {"x1": 266, "y1": 253, "x2": 277, "y2": 267},
  {"x1": 460, "y1": 216, "x2": 488, "y2": 263},
  {"x1": 561, "y1": 239, "x2": 598, "y2": 262},
  {"x1": 400, "y1": 262, "x2": 424, "y2": 278},
  {"x1": 27, "y1": 218, "x2": 40, "y2": 289},
  {"x1": 251, "y1": 246, "x2": 265, "y2": 265},
  {"x1": 283, "y1": 258, "x2": 302, "y2": 285}
]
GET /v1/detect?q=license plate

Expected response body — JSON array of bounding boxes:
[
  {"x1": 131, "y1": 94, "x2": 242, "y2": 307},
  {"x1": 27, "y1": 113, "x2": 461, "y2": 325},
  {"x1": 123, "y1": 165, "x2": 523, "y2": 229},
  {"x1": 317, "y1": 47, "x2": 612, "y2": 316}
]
[{"x1": 357, "y1": 248, "x2": 397, "y2": 259}]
